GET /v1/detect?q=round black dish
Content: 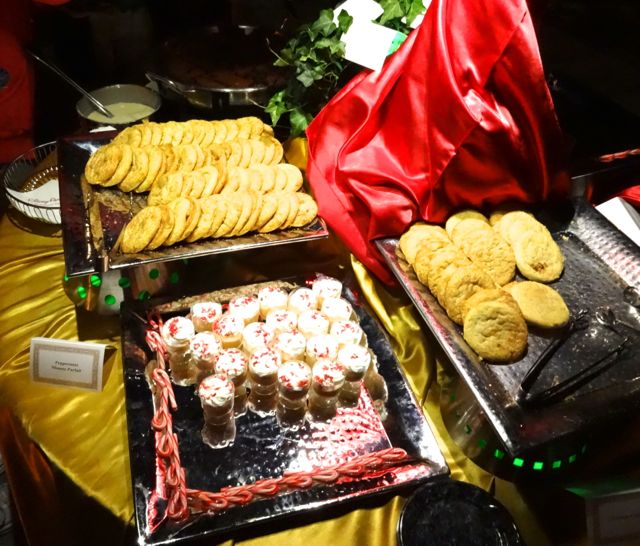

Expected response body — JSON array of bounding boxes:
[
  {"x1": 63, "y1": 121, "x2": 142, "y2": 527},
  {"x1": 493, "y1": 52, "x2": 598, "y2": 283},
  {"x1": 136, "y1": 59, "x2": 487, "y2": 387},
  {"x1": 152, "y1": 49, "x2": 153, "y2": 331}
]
[{"x1": 398, "y1": 479, "x2": 523, "y2": 546}]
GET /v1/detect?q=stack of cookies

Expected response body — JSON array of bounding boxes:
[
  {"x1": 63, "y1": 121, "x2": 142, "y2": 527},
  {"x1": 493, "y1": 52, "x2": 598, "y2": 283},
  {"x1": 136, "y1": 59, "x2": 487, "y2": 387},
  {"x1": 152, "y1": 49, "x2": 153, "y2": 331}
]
[
  {"x1": 399, "y1": 208, "x2": 569, "y2": 363},
  {"x1": 82, "y1": 116, "x2": 321, "y2": 253}
]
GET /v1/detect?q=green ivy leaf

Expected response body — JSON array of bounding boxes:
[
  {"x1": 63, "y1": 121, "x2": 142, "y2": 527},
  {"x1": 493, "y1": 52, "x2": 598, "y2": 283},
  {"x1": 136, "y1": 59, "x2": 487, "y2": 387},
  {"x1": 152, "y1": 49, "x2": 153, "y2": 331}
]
[
  {"x1": 310, "y1": 9, "x2": 336, "y2": 37},
  {"x1": 406, "y1": 0, "x2": 426, "y2": 25},
  {"x1": 265, "y1": 90, "x2": 288, "y2": 126},
  {"x1": 378, "y1": 0, "x2": 406, "y2": 24},
  {"x1": 337, "y1": 11, "x2": 353, "y2": 33},
  {"x1": 289, "y1": 108, "x2": 312, "y2": 137}
]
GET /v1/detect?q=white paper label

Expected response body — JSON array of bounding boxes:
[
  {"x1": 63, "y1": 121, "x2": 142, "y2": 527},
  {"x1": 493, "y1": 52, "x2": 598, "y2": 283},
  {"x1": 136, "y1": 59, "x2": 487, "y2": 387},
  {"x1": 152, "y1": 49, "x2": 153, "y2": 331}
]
[
  {"x1": 30, "y1": 337, "x2": 105, "y2": 392},
  {"x1": 342, "y1": 20, "x2": 402, "y2": 71},
  {"x1": 334, "y1": 0, "x2": 384, "y2": 24},
  {"x1": 6, "y1": 178, "x2": 59, "y2": 208}
]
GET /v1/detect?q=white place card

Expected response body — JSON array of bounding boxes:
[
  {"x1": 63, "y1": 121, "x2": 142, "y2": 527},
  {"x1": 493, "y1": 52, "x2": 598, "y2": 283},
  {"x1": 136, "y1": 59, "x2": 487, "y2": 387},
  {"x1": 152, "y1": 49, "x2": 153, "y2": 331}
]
[
  {"x1": 342, "y1": 19, "x2": 403, "y2": 71},
  {"x1": 30, "y1": 337, "x2": 105, "y2": 392}
]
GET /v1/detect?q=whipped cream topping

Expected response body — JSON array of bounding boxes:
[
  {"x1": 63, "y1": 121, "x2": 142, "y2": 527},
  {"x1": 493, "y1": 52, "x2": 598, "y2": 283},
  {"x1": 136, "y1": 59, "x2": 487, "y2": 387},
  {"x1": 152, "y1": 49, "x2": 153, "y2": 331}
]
[
  {"x1": 336, "y1": 344, "x2": 371, "y2": 374},
  {"x1": 306, "y1": 334, "x2": 339, "y2": 361},
  {"x1": 288, "y1": 287, "x2": 318, "y2": 314},
  {"x1": 278, "y1": 360, "x2": 312, "y2": 391},
  {"x1": 190, "y1": 301, "x2": 223, "y2": 329},
  {"x1": 162, "y1": 316, "x2": 195, "y2": 347},
  {"x1": 297, "y1": 310, "x2": 330, "y2": 337},
  {"x1": 258, "y1": 286, "x2": 289, "y2": 315},
  {"x1": 198, "y1": 374, "x2": 234, "y2": 405},
  {"x1": 249, "y1": 348, "x2": 281, "y2": 376},
  {"x1": 265, "y1": 309, "x2": 298, "y2": 333},
  {"x1": 215, "y1": 349, "x2": 248, "y2": 379},
  {"x1": 213, "y1": 313, "x2": 245, "y2": 338},
  {"x1": 242, "y1": 321, "x2": 275, "y2": 353},
  {"x1": 312, "y1": 359, "x2": 345, "y2": 389},
  {"x1": 190, "y1": 332, "x2": 222, "y2": 361},
  {"x1": 311, "y1": 276, "x2": 343, "y2": 303},
  {"x1": 272, "y1": 330, "x2": 306, "y2": 360},
  {"x1": 228, "y1": 296, "x2": 260, "y2": 323},
  {"x1": 320, "y1": 297, "x2": 353, "y2": 323},
  {"x1": 329, "y1": 320, "x2": 364, "y2": 347}
]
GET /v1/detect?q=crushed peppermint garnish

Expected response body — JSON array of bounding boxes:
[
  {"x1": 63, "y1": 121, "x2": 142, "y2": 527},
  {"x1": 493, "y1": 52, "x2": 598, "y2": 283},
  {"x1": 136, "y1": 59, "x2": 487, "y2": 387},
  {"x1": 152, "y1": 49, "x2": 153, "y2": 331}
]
[
  {"x1": 312, "y1": 359, "x2": 345, "y2": 389},
  {"x1": 329, "y1": 320, "x2": 364, "y2": 347},
  {"x1": 278, "y1": 360, "x2": 311, "y2": 391},
  {"x1": 265, "y1": 309, "x2": 298, "y2": 333},
  {"x1": 213, "y1": 314, "x2": 245, "y2": 337},
  {"x1": 249, "y1": 348, "x2": 281, "y2": 376},
  {"x1": 311, "y1": 276, "x2": 343, "y2": 301},
  {"x1": 162, "y1": 316, "x2": 195, "y2": 346},
  {"x1": 288, "y1": 288, "x2": 318, "y2": 313},
  {"x1": 258, "y1": 286, "x2": 288, "y2": 311},
  {"x1": 215, "y1": 349, "x2": 248, "y2": 379},
  {"x1": 190, "y1": 332, "x2": 222, "y2": 361},
  {"x1": 228, "y1": 296, "x2": 260, "y2": 323},
  {"x1": 272, "y1": 330, "x2": 306, "y2": 360},
  {"x1": 242, "y1": 322, "x2": 275, "y2": 352},
  {"x1": 198, "y1": 375, "x2": 234, "y2": 405},
  {"x1": 297, "y1": 310, "x2": 330, "y2": 337},
  {"x1": 191, "y1": 302, "x2": 223, "y2": 323},
  {"x1": 306, "y1": 334, "x2": 339, "y2": 361},
  {"x1": 321, "y1": 297, "x2": 353, "y2": 322},
  {"x1": 337, "y1": 344, "x2": 371, "y2": 374}
]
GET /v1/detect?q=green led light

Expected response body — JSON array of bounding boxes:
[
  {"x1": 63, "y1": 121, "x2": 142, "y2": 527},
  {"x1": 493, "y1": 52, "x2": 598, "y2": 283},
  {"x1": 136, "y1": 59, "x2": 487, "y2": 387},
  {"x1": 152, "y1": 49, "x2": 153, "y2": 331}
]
[
  {"x1": 90, "y1": 274, "x2": 102, "y2": 287},
  {"x1": 104, "y1": 294, "x2": 117, "y2": 305},
  {"x1": 149, "y1": 268, "x2": 160, "y2": 279},
  {"x1": 494, "y1": 449, "x2": 505, "y2": 460},
  {"x1": 169, "y1": 272, "x2": 180, "y2": 284},
  {"x1": 464, "y1": 424, "x2": 472, "y2": 434},
  {"x1": 581, "y1": 445, "x2": 587, "y2": 454},
  {"x1": 63, "y1": 273, "x2": 69, "y2": 282},
  {"x1": 513, "y1": 458, "x2": 524, "y2": 468},
  {"x1": 552, "y1": 460, "x2": 562, "y2": 469},
  {"x1": 477, "y1": 439, "x2": 488, "y2": 449},
  {"x1": 568, "y1": 454, "x2": 577, "y2": 464},
  {"x1": 533, "y1": 461, "x2": 544, "y2": 471},
  {"x1": 138, "y1": 290, "x2": 151, "y2": 301},
  {"x1": 119, "y1": 277, "x2": 131, "y2": 288},
  {"x1": 76, "y1": 286, "x2": 87, "y2": 299}
]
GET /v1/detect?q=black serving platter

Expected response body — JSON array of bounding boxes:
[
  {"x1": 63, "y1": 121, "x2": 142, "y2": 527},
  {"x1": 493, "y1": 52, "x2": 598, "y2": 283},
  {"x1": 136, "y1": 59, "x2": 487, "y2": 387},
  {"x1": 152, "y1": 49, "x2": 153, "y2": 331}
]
[
  {"x1": 121, "y1": 276, "x2": 448, "y2": 545},
  {"x1": 58, "y1": 132, "x2": 329, "y2": 278},
  {"x1": 376, "y1": 198, "x2": 640, "y2": 455}
]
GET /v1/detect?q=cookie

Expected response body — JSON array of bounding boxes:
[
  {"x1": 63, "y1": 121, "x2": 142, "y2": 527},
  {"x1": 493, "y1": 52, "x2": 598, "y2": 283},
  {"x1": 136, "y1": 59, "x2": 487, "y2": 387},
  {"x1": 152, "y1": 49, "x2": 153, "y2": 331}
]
[
  {"x1": 504, "y1": 281, "x2": 570, "y2": 328},
  {"x1": 206, "y1": 196, "x2": 228, "y2": 237},
  {"x1": 212, "y1": 196, "x2": 241, "y2": 238},
  {"x1": 449, "y1": 218, "x2": 493, "y2": 246},
  {"x1": 513, "y1": 230, "x2": 564, "y2": 282},
  {"x1": 120, "y1": 206, "x2": 163, "y2": 254},
  {"x1": 255, "y1": 192, "x2": 278, "y2": 231},
  {"x1": 180, "y1": 198, "x2": 201, "y2": 242},
  {"x1": 456, "y1": 227, "x2": 516, "y2": 286},
  {"x1": 463, "y1": 300, "x2": 528, "y2": 362},
  {"x1": 461, "y1": 288, "x2": 520, "y2": 322},
  {"x1": 493, "y1": 211, "x2": 543, "y2": 245},
  {"x1": 148, "y1": 205, "x2": 175, "y2": 249},
  {"x1": 488, "y1": 205, "x2": 532, "y2": 226},
  {"x1": 164, "y1": 197, "x2": 192, "y2": 247},
  {"x1": 186, "y1": 198, "x2": 216, "y2": 243},
  {"x1": 399, "y1": 223, "x2": 450, "y2": 265},
  {"x1": 291, "y1": 193, "x2": 318, "y2": 227},
  {"x1": 259, "y1": 192, "x2": 290, "y2": 233},
  {"x1": 443, "y1": 265, "x2": 496, "y2": 325},
  {"x1": 445, "y1": 210, "x2": 489, "y2": 237},
  {"x1": 280, "y1": 164, "x2": 304, "y2": 192},
  {"x1": 118, "y1": 147, "x2": 149, "y2": 192},
  {"x1": 423, "y1": 248, "x2": 469, "y2": 301},
  {"x1": 136, "y1": 146, "x2": 164, "y2": 193},
  {"x1": 85, "y1": 144, "x2": 121, "y2": 185},
  {"x1": 281, "y1": 192, "x2": 300, "y2": 229}
]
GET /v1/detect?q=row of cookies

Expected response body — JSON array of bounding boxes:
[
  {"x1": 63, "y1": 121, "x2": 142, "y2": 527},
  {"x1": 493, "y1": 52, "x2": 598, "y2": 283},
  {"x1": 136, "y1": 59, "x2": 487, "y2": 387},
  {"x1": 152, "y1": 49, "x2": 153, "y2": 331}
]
[
  {"x1": 112, "y1": 117, "x2": 273, "y2": 148},
  {"x1": 119, "y1": 190, "x2": 319, "y2": 254},
  {"x1": 84, "y1": 135, "x2": 285, "y2": 193},
  {"x1": 147, "y1": 163, "x2": 304, "y2": 206}
]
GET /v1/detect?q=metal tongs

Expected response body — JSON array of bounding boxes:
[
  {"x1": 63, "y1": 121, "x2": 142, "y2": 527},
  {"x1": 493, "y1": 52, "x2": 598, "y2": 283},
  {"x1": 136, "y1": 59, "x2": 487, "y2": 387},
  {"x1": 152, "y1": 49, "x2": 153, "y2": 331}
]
[{"x1": 518, "y1": 308, "x2": 630, "y2": 408}]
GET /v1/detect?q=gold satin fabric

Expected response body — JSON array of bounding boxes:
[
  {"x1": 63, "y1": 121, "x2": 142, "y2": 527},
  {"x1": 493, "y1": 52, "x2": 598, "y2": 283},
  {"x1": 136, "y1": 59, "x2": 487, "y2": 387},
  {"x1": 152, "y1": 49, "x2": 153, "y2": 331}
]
[{"x1": 0, "y1": 139, "x2": 556, "y2": 545}]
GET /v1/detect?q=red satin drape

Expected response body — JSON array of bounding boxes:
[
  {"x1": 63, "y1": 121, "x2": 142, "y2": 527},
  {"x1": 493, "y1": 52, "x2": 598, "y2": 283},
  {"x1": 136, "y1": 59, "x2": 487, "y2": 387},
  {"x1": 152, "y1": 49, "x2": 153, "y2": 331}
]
[{"x1": 306, "y1": 0, "x2": 569, "y2": 284}]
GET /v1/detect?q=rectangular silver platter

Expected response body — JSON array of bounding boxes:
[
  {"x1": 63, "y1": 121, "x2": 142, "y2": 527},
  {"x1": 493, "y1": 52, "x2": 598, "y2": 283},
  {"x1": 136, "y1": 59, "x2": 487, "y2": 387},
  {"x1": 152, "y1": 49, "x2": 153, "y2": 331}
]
[
  {"x1": 58, "y1": 133, "x2": 329, "y2": 278},
  {"x1": 377, "y1": 198, "x2": 640, "y2": 454},
  {"x1": 121, "y1": 277, "x2": 449, "y2": 544}
]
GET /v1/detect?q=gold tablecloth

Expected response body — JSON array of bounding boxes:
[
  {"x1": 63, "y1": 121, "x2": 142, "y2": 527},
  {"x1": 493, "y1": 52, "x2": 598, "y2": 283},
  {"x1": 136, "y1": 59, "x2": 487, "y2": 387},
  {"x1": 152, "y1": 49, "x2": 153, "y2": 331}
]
[{"x1": 0, "y1": 205, "x2": 570, "y2": 545}]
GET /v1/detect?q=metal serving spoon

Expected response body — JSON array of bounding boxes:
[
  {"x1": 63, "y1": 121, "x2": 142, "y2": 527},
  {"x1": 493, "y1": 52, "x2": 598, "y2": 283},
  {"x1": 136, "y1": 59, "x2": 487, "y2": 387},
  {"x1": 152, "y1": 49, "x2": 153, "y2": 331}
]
[
  {"x1": 28, "y1": 50, "x2": 114, "y2": 119},
  {"x1": 595, "y1": 307, "x2": 640, "y2": 335}
]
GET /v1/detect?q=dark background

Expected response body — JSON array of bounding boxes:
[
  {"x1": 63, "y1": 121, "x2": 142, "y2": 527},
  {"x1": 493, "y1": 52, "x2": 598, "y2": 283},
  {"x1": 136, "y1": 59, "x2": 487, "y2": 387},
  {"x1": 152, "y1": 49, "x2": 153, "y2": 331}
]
[{"x1": 30, "y1": 0, "x2": 640, "y2": 173}]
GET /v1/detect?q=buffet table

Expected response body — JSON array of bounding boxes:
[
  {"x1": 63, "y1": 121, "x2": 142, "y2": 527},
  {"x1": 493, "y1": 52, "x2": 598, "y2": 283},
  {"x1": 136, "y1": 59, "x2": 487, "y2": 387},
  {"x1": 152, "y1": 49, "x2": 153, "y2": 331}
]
[{"x1": 0, "y1": 196, "x2": 600, "y2": 545}]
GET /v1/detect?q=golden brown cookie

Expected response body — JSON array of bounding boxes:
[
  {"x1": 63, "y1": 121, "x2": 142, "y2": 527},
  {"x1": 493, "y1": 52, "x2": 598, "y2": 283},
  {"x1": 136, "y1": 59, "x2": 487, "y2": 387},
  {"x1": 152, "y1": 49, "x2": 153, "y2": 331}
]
[
  {"x1": 239, "y1": 140, "x2": 253, "y2": 169},
  {"x1": 186, "y1": 198, "x2": 216, "y2": 243},
  {"x1": 255, "y1": 192, "x2": 278, "y2": 231},
  {"x1": 255, "y1": 164, "x2": 276, "y2": 193},
  {"x1": 488, "y1": 205, "x2": 533, "y2": 226},
  {"x1": 238, "y1": 191, "x2": 262, "y2": 235},
  {"x1": 422, "y1": 247, "x2": 468, "y2": 300},
  {"x1": 461, "y1": 288, "x2": 520, "y2": 323},
  {"x1": 148, "y1": 205, "x2": 175, "y2": 249},
  {"x1": 164, "y1": 197, "x2": 192, "y2": 247},
  {"x1": 280, "y1": 164, "x2": 304, "y2": 192},
  {"x1": 250, "y1": 139, "x2": 265, "y2": 165},
  {"x1": 120, "y1": 206, "x2": 163, "y2": 254},
  {"x1": 456, "y1": 228, "x2": 516, "y2": 286},
  {"x1": 180, "y1": 198, "x2": 201, "y2": 242},
  {"x1": 449, "y1": 218, "x2": 493, "y2": 246},
  {"x1": 223, "y1": 119, "x2": 239, "y2": 142},
  {"x1": 212, "y1": 120, "x2": 227, "y2": 144},
  {"x1": 443, "y1": 265, "x2": 496, "y2": 325},
  {"x1": 206, "y1": 196, "x2": 227, "y2": 237},
  {"x1": 398, "y1": 223, "x2": 450, "y2": 265},
  {"x1": 291, "y1": 193, "x2": 318, "y2": 227},
  {"x1": 212, "y1": 196, "x2": 241, "y2": 238},
  {"x1": 513, "y1": 231, "x2": 564, "y2": 282},
  {"x1": 463, "y1": 300, "x2": 528, "y2": 362},
  {"x1": 493, "y1": 211, "x2": 543, "y2": 245},
  {"x1": 228, "y1": 192, "x2": 254, "y2": 236},
  {"x1": 445, "y1": 210, "x2": 489, "y2": 237},
  {"x1": 136, "y1": 146, "x2": 164, "y2": 193},
  {"x1": 118, "y1": 147, "x2": 149, "y2": 192},
  {"x1": 84, "y1": 144, "x2": 122, "y2": 185},
  {"x1": 259, "y1": 191, "x2": 290, "y2": 233},
  {"x1": 503, "y1": 281, "x2": 570, "y2": 328}
]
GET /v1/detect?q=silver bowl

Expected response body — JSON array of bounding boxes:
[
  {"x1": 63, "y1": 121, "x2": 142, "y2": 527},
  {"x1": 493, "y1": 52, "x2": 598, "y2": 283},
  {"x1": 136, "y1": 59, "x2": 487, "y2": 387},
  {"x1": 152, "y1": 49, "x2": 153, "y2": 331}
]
[
  {"x1": 3, "y1": 142, "x2": 60, "y2": 224},
  {"x1": 76, "y1": 84, "x2": 161, "y2": 126}
]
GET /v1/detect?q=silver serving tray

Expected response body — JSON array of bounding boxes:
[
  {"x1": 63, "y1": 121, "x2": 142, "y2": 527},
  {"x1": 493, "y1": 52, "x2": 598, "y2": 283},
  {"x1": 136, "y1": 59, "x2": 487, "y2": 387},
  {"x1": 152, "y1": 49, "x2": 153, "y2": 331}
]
[
  {"x1": 377, "y1": 198, "x2": 640, "y2": 454},
  {"x1": 58, "y1": 133, "x2": 329, "y2": 277}
]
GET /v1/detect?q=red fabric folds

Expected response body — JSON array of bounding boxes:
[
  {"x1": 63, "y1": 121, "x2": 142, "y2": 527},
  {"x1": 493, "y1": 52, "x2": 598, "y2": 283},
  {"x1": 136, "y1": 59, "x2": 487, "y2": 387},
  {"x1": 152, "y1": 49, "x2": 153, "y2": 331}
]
[
  {"x1": 306, "y1": 0, "x2": 569, "y2": 284},
  {"x1": 616, "y1": 186, "x2": 640, "y2": 208}
]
